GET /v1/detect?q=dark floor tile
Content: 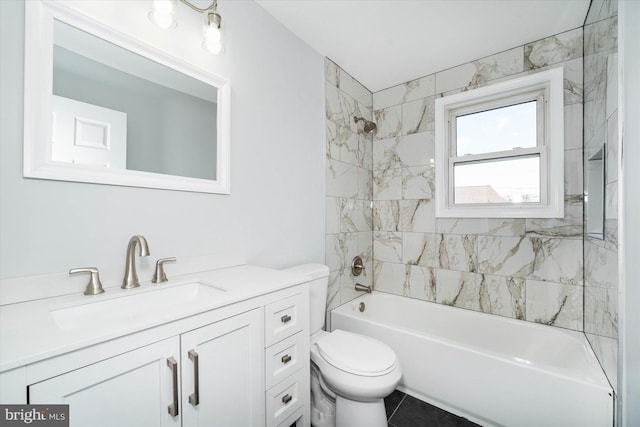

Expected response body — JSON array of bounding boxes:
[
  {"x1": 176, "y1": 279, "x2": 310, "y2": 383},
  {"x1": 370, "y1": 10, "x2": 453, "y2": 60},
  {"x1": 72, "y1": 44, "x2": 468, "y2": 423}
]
[
  {"x1": 388, "y1": 395, "x2": 480, "y2": 427},
  {"x1": 384, "y1": 389, "x2": 406, "y2": 420}
]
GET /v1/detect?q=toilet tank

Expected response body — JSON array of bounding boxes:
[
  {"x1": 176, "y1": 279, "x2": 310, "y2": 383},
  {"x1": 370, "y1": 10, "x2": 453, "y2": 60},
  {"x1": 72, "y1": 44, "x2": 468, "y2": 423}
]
[{"x1": 283, "y1": 264, "x2": 329, "y2": 335}]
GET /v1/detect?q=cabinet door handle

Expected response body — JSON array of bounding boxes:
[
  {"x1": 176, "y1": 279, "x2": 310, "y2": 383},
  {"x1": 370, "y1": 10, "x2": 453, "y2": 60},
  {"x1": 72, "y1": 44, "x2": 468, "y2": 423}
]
[
  {"x1": 282, "y1": 394, "x2": 292, "y2": 404},
  {"x1": 281, "y1": 314, "x2": 292, "y2": 324},
  {"x1": 281, "y1": 354, "x2": 292, "y2": 364},
  {"x1": 188, "y1": 350, "x2": 200, "y2": 406},
  {"x1": 167, "y1": 357, "x2": 179, "y2": 417}
]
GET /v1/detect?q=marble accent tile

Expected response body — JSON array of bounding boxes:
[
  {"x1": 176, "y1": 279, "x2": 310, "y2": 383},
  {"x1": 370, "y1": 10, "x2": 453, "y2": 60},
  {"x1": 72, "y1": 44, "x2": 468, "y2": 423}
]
[
  {"x1": 604, "y1": 218, "x2": 618, "y2": 250},
  {"x1": 373, "y1": 74, "x2": 435, "y2": 110},
  {"x1": 585, "y1": 0, "x2": 618, "y2": 25},
  {"x1": 605, "y1": 181, "x2": 617, "y2": 219},
  {"x1": 358, "y1": 134, "x2": 373, "y2": 169},
  {"x1": 525, "y1": 279, "x2": 583, "y2": 331},
  {"x1": 436, "y1": 218, "x2": 525, "y2": 237},
  {"x1": 326, "y1": 121, "x2": 358, "y2": 164},
  {"x1": 584, "y1": 286, "x2": 617, "y2": 337},
  {"x1": 373, "y1": 167, "x2": 402, "y2": 200},
  {"x1": 326, "y1": 159, "x2": 358, "y2": 198},
  {"x1": 402, "y1": 165, "x2": 435, "y2": 200},
  {"x1": 435, "y1": 269, "x2": 483, "y2": 311},
  {"x1": 325, "y1": 58, "x2": 340, "y2": 87},
  {"x1": 325, "y1": 81, "x2": 355, "y2": 128},
  {"x1": 525, "y1": 201, "x2": 583, "y2": 239},
  {"x1": 480, "y1": 274, "x2": 525, "y2": 319},
  {"x1": 340, "y1": 198, "x2": 371, "y2": 232},
  {"x1": 401, "y1": 96, "x2": 436, "y2": 135},
  {"x1": 373, "y1": 261, "x2": 405, "y2": 295},
  {"x1": 564, "y1": 103, "x2": 583, "y2": 151},
  {"x1": 325, "y1": 233, "x2": 345, "y2": 272},
  {"x1": 338, "y1": 68, "x2": 372, "y2": 109},
  {"x1": 565, "y1": 148, "x2": 583, "y2": 196},
  {"x1": 399, "y1": 199, "x2": 436, "y2": 233},
  {"x1": 584, "y1": 100, "x2": 606, "y2": 147},
  {"x1": 374, "y1": 231, "x2": 402, "y2": 263},
  {"x1": 357, "y1": 166, "x2": 372, "y2": 200},
  {"x1": 402, "y1": 232, "x2": 438, "y2": 267},
  {"x1": 405, "y1": 265, "x2": 436, "y2": 301},
  {"x1": 606, "y1": 53, "x2": 618, "y2": 119},
  {"x1": 607, "y1": 111, "x2": 618, "y2": 184},
  {"x1": 373, "y1": 200, "x2": 401, "y2": 231},
  {"x1": 435, "y1": 47, "x2": 524, "y2": 94},
  {"x1": 373, "y1": 105, "x2": 402, "y2": 140},
  {"x1": 326, "y1": 269, "x2": 341, "y2": 311},
  {"x1": 585, "y1": 333, "x2": 618, "y2": 392},
  {"x1": 585, "y1": 16, "x2": 617, "y2": 55},
  {"x1": 518, "y1": 58, "x2": 583, "y2": 105},
  {"x1": 325, "y1": 197, "x2": 341, "y2": 234},
  {"x1": 525, "y1": 28, "x2": 583, "y2": 70},
  {"x1": 478, "y1": 236, "x2": 583, "y2": 285},
  {"x1": 358, "y1": 231, "x2": 374, "y2": 265},
  {"x1": 439, "y1": 234, "x2": 477, "y2": 272},
  {"x1": 373, "y1": 132, "x2": 434, "y2": 171},
  {"x1": 584, "y1": 52, "x2": 609, "y2": 102},
  {"x1": 402, "y1": 233, "x2": 476, "y2": 272}
]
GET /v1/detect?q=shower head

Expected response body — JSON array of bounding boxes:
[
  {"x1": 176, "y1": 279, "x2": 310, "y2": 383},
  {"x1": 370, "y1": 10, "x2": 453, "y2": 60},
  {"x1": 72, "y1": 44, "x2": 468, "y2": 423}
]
[{"x1": 353, "y1": 116, "x2": 377, "y2": 134}]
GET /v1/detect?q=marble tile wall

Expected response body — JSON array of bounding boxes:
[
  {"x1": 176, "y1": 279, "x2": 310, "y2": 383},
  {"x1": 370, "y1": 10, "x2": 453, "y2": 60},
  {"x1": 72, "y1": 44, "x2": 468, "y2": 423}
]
[
  {"x1": 583, "y1": 0, "x2": 619, "y2": 392},
  {"x1": 371, "y1": 27, "x2": 586, "y2": 332},
  {"x1": 324, "y1": 59, "x2": 374, "y2": 323}
]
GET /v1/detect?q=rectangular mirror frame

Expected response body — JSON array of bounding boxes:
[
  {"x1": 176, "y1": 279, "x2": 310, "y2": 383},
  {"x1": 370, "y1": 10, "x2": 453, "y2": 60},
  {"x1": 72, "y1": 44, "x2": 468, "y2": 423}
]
[{"x1": 23, "y1": 0, "x2": 231, "y2": 194}]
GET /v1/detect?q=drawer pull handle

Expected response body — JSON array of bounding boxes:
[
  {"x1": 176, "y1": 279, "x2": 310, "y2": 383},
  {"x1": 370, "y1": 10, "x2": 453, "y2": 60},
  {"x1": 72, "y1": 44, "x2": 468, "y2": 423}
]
[
  {"x1": 282, "y1": 394, "x2": 292, "y2": 404},
  {"x1": 281, "y1": 314, "x2": 292, "y2": 324},
  {"x1": 281, "y1": 354, "x2": 292, "y2": 364},
  {"x1": 167, "y1": 357, "x2": 179, "y2": 417},
  {"x1": 188, "y1": 350, "x2": 200, "y2": 406}
]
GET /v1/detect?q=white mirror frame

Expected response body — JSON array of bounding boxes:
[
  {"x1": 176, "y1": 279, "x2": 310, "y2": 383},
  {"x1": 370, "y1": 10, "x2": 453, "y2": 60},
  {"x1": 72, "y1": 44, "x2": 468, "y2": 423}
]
[{"x1": 23, "y1": 0, "x2": 231, "y2": 194}]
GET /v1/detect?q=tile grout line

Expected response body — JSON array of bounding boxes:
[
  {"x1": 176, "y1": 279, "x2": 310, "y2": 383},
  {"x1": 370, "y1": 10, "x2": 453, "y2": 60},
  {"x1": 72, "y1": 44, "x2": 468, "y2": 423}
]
[{"x1": 387, "y1": 393, "x2": 407, "y2": 423}]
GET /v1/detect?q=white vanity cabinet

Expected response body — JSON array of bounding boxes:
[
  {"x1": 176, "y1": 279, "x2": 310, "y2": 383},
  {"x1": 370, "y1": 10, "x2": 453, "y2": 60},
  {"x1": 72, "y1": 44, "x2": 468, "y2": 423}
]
[
  {"x1": 180, "y1": 308, "x2": 264, "y2": 426},
  {"x1": 29, "y1": 336, "x2": 182, "y2": 427},
  {"x1": 29, "y1": 308, "x2": 264, "y2": 427}
]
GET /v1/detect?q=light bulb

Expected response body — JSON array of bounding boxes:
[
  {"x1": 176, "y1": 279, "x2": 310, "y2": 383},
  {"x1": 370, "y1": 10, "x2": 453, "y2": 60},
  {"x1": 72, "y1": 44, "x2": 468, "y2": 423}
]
[
  {"x1": 149, "y1": 0, "x2": 177, "y2": 29},
  {"x1": 202, "y1": 11, "x2": 223, "y2": 54}
]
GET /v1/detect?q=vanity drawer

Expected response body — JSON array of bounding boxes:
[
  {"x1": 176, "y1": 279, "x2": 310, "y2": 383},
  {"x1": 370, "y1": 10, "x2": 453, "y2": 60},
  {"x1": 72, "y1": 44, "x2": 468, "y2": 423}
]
[
  {"x1": 265, "y1": 293, "x2": 304, "y2": 346},
  {"x1": 265, "y1": 331, "x2": 304, "y2": 389},
  {"x1": 266, "y1": 369, "x2": 304, "y2": 427}
]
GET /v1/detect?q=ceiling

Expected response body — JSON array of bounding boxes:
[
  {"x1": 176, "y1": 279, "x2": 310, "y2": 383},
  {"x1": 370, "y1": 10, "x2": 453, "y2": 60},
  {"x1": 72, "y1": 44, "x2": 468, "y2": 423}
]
[{"x1": 255, "y1": 0, "x2": 591, "y2": 92}]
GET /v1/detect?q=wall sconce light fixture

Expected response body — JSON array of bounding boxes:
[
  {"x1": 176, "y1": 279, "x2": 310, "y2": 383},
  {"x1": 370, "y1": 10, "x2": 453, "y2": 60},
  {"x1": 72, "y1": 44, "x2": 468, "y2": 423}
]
[{"x1": 149, "y1": 0, "x2": 223, "y2": 54}]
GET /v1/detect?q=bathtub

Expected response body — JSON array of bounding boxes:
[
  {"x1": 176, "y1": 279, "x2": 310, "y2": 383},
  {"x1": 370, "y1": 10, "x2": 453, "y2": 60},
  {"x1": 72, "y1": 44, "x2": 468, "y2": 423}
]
[{"x1": 331, "y1": 292, "x2": 613, "y2": 427}]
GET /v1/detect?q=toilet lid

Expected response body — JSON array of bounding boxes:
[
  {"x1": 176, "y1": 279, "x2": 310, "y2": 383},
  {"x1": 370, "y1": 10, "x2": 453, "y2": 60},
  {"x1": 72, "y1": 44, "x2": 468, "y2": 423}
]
[{"x1": 316, "y1": 329, "x2": 397, "y2": 376}]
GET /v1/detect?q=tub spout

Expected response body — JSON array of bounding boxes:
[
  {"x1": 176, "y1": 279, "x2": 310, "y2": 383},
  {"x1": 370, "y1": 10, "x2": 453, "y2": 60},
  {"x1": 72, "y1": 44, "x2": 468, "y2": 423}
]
[{"x1": 355, "y1": 283, "x2": 371, "y2": 293}]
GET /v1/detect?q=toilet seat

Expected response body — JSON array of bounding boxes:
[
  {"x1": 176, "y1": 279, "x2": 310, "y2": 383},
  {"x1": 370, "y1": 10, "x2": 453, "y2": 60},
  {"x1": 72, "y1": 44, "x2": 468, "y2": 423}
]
[
  {"x1": 310, "y1": 330, "x2": 402, "y2": 403},
  {"x1": 316, "y1": 329, "x2": 397, "y2": 376}
]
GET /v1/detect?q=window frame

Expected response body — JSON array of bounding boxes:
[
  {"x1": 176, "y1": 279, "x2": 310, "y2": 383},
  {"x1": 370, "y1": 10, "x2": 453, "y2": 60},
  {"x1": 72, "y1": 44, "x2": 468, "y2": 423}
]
[{"x1": 435, "y1": 67, "x2": 565, "y2": 218}]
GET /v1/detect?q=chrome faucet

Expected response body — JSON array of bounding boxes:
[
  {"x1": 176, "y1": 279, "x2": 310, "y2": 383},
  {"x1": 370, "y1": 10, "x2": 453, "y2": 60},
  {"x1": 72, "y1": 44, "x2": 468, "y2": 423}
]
[
  {"x1": 354, "y1": 283, "x2": 372, "y2": 293},
  {"x1": 122, "y1": 235, "x2": 150, "y2": 289}
]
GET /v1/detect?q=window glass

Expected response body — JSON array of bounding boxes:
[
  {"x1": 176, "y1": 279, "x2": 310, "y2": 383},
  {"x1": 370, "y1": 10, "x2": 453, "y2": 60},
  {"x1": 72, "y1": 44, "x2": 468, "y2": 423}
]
[
  {"x1": 456, "y1": 101, "x2": 537, "y2": 156},
  {"x1": 453, "y1": 155, "x2": 540, "y2": 204}
]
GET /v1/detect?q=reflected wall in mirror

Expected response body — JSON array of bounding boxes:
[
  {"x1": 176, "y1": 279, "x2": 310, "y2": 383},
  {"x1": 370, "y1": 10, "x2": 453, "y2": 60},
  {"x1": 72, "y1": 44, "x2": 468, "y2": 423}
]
[
  {"x1": 585, "y1": 145, "x2": 605, "y2": 239},
  {"x1": 24, "y1": 1, "x2": 230, "y2": 194}
]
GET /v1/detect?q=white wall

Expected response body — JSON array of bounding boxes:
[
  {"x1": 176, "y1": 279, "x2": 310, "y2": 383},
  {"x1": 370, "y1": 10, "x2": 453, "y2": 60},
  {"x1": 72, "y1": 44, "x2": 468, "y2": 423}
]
[{"x1": 0, "y1": 0, "x2": 325, "y2": 278}]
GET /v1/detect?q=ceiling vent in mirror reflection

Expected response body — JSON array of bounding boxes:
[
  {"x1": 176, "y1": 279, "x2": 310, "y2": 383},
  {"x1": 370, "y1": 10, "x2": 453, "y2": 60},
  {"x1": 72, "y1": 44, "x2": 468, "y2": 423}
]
[{"x1": 23, "y1": 0, "x2": 230, "y2": 194}]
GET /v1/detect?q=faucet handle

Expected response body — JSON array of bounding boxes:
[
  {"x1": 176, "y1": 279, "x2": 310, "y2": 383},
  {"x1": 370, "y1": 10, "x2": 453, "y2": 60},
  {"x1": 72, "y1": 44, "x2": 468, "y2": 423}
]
[
  {"x1": 152, "y1": 257, "x2": 177, "y2": 283},
  {"x1": 70, "y1": 267, "x2": 105, "y2": 296}
]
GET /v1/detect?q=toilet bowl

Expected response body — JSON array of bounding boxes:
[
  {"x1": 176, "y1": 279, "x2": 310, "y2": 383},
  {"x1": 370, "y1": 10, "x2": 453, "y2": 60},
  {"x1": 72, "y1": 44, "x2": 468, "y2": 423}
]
[{"x1": 284, "y1": 264, "x2": 402, "y2": 427}]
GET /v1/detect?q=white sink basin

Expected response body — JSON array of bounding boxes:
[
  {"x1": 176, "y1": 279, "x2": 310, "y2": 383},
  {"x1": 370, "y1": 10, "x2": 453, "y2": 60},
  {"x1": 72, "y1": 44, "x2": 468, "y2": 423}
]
[{"x1": 50, "y1": 282, "x2": 226, "y2": 331}]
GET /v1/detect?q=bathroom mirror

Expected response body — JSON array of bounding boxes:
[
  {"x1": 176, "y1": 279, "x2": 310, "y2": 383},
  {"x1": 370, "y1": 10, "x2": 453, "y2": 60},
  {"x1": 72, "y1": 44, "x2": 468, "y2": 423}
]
[
  {"x1": 23, "y1": 1, "x2": 230, "y2": 194},
  {"x1": 585, "y1": 145, "x2": 605, "y2": 239}
]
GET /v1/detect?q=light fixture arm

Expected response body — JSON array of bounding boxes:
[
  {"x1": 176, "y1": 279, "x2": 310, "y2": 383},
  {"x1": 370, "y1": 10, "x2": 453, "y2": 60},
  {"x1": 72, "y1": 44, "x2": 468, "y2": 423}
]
[{"x1": 179, "y1": 0, "x2": 217, "y2": 14}]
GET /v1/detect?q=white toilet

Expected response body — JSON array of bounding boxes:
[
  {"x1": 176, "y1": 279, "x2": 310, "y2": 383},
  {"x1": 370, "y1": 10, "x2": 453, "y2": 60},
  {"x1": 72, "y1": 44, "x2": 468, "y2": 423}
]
[{"x1": 285, "y1": 264, "x2": 401, "y2": 427}]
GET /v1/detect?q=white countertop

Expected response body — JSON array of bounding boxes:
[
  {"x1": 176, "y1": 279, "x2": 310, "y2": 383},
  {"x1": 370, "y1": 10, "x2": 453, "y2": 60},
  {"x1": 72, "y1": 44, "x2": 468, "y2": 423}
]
[{"x1": 0, "y1": 265, "x2": 309, "y2": 372}]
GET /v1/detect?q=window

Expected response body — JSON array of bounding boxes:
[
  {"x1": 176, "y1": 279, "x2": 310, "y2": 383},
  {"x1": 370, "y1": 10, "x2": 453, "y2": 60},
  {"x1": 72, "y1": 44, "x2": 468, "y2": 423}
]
[{"x1": 435, "y1": 68, "x2": 564, "y2": 218}]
